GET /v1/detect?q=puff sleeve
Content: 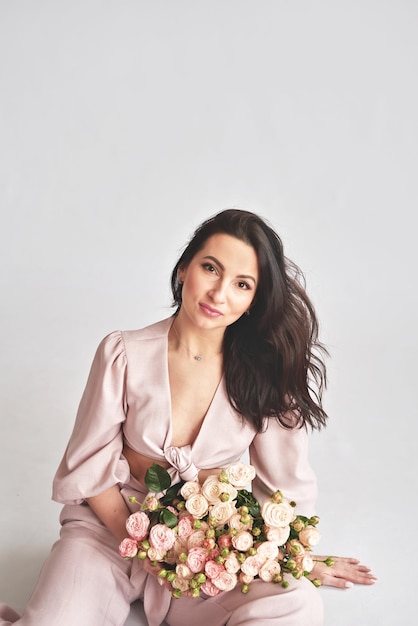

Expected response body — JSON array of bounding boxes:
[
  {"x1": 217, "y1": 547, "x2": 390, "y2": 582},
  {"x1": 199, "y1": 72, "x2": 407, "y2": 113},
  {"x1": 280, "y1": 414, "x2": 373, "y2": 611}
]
[
  {"x1": 52, "y1": 331, "x2": 130, "y2": 505},
  {"x1": 249, "y1": 417, "x2": 318, "y2": 517}
]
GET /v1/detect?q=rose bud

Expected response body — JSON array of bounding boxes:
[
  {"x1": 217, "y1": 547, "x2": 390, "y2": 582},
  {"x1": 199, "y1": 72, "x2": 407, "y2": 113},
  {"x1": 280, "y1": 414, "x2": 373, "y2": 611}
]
[{"x1": 272, "y1": 490, "x2": 283, "y2": 504}]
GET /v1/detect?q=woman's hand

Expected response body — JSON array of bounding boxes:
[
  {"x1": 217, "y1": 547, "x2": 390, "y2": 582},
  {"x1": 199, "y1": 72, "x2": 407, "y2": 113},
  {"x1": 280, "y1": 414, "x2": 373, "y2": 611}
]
[
  {"x1": 198, "y1": 468, "x2": 223, "y2": 483},
  {"x1": 309, "y1": 556, "x2": 377, "y2": 589},
  {"x1": 142, "y1": 558, "x2": 174, "y2": 591}
]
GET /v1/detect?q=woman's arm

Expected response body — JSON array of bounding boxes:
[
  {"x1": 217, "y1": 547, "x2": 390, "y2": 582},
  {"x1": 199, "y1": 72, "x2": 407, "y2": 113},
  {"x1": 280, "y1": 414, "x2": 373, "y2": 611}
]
[{"x1": 86, "y1": 485, "x2": 131, "y2": 543}]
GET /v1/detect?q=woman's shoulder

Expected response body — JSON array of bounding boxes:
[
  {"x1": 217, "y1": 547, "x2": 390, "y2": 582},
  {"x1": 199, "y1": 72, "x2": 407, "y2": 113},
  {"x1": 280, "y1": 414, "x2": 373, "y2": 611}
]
[
  {"x1": 94, "y1": 316, "x2": 172, "y2": 358},
  {"x1": 121, "y1": 316, "x2": 173, "y2": 344}
]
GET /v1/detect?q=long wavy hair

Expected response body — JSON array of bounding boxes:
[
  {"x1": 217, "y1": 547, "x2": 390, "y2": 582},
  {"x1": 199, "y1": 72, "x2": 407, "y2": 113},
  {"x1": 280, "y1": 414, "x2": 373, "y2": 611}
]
[{"x1": 170, "y1": 209, "x2": 328, "y2": 432}]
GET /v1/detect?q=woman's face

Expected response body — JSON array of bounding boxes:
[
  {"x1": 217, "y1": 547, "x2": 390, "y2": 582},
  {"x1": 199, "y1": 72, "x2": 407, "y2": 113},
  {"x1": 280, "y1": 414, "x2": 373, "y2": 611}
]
[{"x1": 178, "y1": 233, "x2": 258, "y2": 331}]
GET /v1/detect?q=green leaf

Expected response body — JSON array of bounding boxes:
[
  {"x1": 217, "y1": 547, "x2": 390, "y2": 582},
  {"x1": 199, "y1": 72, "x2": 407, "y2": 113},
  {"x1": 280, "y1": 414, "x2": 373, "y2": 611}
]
[
  {"x1": 159, "y1": 508, "x2": 178, "y2": 529},
  {"x1": 160, "y1": 481, "x2": 184, "y2": 506},
  {"x1": 144, "y1": 463, "x2": 172, "y2": 493},
  {"x1": 236, "y1": 489, "x2": 260, "y2": 517}
]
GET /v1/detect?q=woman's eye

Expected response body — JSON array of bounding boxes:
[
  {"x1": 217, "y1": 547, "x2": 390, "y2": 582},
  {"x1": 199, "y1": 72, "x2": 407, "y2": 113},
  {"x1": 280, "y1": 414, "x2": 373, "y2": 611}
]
[
  {"x1": 237, "y1": 281, "x2": 250, "y2": 290},
  {"x1": 203, "y1": 263, "x2": 216, "y2": 273}
]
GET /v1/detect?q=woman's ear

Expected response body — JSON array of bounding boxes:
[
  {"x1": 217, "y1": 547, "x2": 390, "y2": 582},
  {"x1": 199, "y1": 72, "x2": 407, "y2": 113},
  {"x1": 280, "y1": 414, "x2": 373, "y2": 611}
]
[{"x1": 177, "y1": 266, "x2": 185, "y2": 284}]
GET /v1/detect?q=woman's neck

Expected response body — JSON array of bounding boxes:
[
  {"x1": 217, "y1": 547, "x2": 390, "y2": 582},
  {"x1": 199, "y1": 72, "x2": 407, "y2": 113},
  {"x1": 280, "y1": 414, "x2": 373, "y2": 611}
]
[{"x1": 170, "y1": 314, "x2": 224, "y2": 362}]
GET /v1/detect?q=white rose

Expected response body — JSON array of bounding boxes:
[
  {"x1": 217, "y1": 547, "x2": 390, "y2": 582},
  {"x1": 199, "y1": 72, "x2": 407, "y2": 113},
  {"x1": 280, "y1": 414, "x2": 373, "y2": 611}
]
[
  {"x1": 264, "y1": 524, "x2": 291, "y2": 546},
  {"x1": 258, "y1": 559, "x2": 282, "y2": 582},
  {"x1": 239, "y1": 572, "x2": 254, "y2": 585},
  {"x1": 212, "y1": 571, "x2": 238, "y2": 592},
  {"x1": 224, "y1": 463, "x2": 256, "y2": 489},
  {"x1": 146, "y1": 547, "x2": 165, "y2": 562},
  {"x1": 172, "y1": 537, "x2": 188, "y2": 556},
  {"x1": 224, "y1": 553, "x2": 241, "y2": 574},
  {"x1": 261, "y1": 500, "x2": 295, "y2": 528},
  {"x1": 256, "y1": 541, "x2": 279, "y2": 561},
  {"x1": 229, "y1": 513, "x2": 253, "y2": 532},
  {"x1": 187, "y1": 530, "x2": 207, "y2": 549},
  {"x1": 231, "y1": 531, "x2": 254, "y2": 552},
  {"x1": 218, "y1": 482, "x2": 238, "y2": 502},
  {"x1": 175, "y1": 563, "x2": 194, "y2": 580},
  {"x1": 180, "y1": 481, "x2": 201, "y2": 499},
  {"x1": 185, "y1": 493, "x2": 209, "y2": 519},
  {"x1": 201, "y1": 476, "x2": 224, "y2": 503},
  {"x1": 240, "y1": 554, "x2": 265, "y2": 577},
  {"x1": 172, "y1": 576, "x2": 191, "y2": 591},
  {"x1": 299, "y1": 525, "x2": 321, "y2": 548},
  {"x1": 295, "y1": 554, "x2": 314, "y2": 573},
  {"x1": 209, "y1": 500, "x2": 236, "y2": 527}
]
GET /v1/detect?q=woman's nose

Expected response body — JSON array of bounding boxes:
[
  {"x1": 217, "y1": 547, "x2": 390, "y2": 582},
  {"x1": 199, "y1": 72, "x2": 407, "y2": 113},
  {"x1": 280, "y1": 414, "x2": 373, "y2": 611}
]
[{"x1": 208, "y1": 281, "x2": 227, "y2": 303}]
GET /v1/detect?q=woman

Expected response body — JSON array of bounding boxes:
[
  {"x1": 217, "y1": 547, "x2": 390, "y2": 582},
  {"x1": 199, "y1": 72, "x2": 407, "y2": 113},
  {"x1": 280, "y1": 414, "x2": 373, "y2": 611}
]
[{"x1": 0, "y1": 209, "x2": 376, "y2": 626}]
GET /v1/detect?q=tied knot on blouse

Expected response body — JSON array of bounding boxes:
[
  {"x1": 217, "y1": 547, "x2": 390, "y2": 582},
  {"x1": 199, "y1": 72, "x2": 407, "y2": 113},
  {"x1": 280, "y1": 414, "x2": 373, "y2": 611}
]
[{"x1": 164, "y1": 445, "x2": 199, "y2": 484}]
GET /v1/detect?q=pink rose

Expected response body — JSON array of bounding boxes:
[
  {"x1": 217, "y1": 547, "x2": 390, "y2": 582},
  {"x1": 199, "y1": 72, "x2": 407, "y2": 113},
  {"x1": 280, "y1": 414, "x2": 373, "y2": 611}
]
[
  {"x1": 178, "y1": 516, "x2": 194, "y2": 539},
  {"x1": 224, "y1": 463, "x2": 256, "y2": 489},
  {"x1": 208, "y1": 548, "x2": 220, "y2": 561},
  {"x1": 218, "y1": 533, "x2": 232, "y2": 549},
  {"x1": 119, "y1": 537, "x2": 138, "y2": 558},
  {"x1": 167, "y1": 506, "x2": 179, "y2": 517},
  {"x1": 213, "y1": 571, "x2": 238, "y2": 592},
  {"x1": 299, "y1": 525, "x2": 321, "y2": 548},
  {"x1": 149, "y1": 524, "x2": 176, "y2": 552},
  {"x1": 145, "y1": 496, "x2": 159, "y2": 511},
  {"x1": 126, "y1": 511, "x2": 150, "y2": 541},
  {"x1": 202, "y1": 537, "x2": 216, "y2": 550},
  {"x1": 258, "y1": 559, "x2": 282, "y2": 582},
  {"x1": 201, "y1": 579, "x2": 222, "y2": 597},
  {"x1": 205, "y1": 560, "x2": 225, "y2": 580},
  {"x1": 186, "y1": 547, "x2": 208, "y2": 573},
  {"x1": 231, "y1": 531, "x2": 254, "y2": 552}
]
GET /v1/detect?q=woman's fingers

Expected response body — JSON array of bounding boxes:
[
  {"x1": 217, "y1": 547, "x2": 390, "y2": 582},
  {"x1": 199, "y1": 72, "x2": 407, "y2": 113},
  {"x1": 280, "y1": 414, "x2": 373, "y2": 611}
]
[{"x1": 142, "y1": 558, "x2": 173, "y2": 590}]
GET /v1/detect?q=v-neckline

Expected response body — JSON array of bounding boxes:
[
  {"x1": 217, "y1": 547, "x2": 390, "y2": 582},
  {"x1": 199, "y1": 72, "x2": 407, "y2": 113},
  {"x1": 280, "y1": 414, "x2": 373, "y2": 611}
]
[{"x1": 163, "y1": 317, "x2": 224, "y2": 451}]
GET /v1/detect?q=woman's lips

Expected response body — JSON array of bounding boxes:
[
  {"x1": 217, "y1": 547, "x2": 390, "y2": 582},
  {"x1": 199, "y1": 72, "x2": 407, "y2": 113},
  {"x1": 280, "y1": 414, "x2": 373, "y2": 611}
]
[{"x1": 199, "y1": 303, "x2": 223, "y2": 317}]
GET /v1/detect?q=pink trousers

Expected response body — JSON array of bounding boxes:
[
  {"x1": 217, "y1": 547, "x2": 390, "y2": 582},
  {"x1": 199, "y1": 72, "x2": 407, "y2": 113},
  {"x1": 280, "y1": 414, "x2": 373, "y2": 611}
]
[{"x1": 0, "y1": 503, "x2": 323, "y2": 626}]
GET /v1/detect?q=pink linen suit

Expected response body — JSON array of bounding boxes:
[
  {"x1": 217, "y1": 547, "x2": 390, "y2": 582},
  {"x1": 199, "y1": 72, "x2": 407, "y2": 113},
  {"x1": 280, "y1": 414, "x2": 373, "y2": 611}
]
[{"x1": 0, "y1": 317, "x2": 323, "y2": 626}]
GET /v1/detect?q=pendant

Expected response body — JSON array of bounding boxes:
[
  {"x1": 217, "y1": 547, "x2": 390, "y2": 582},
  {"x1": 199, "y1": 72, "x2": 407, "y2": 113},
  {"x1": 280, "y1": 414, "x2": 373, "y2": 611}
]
[{"x1": 194, "y1": 355, "x2": 203, "y2": 361}]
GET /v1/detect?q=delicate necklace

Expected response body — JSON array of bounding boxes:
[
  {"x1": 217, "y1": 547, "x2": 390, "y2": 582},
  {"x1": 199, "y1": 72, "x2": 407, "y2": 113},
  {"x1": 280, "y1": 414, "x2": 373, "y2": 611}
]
[{"x1": 172, "y1": 322, "x2": 221, "y2": 361}]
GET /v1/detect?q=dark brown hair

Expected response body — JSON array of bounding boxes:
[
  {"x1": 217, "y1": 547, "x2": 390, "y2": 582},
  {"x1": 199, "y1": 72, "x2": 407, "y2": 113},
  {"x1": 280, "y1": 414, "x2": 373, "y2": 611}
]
[{"x1": 171, "y1": 209, "x2": 328, "y2": 432}]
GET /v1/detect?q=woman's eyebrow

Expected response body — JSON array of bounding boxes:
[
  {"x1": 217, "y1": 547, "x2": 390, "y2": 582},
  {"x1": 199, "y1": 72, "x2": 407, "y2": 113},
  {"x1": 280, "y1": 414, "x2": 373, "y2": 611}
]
[{"x1": 202, "y1": 255, "x2": 257, "y2": 285}]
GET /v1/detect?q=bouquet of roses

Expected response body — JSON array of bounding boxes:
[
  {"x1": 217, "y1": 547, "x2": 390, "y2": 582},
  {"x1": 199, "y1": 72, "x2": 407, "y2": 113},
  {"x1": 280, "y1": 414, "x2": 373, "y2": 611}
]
[{"x1": 119, "y1": 462, "x2": 328, "y2": 598}]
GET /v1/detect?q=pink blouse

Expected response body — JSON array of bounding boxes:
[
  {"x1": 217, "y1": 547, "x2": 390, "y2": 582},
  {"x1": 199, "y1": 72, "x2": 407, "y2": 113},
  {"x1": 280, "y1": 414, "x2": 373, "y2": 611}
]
[{"x1": 52, "y1": 317, "x2": 318, "y2": 516}]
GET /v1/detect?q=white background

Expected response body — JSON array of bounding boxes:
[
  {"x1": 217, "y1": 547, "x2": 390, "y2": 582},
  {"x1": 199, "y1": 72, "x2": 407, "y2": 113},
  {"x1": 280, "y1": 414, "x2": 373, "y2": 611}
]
[{"x1": 0, "y1": 1, "x2": 416, "y2": 625}]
